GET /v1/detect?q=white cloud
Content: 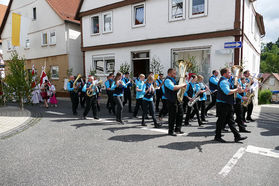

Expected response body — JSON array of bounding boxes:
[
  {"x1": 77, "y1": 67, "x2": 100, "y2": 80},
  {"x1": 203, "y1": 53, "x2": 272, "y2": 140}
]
[{"x1": 0, "y1": 0, "x2": 10, "y2": 6}]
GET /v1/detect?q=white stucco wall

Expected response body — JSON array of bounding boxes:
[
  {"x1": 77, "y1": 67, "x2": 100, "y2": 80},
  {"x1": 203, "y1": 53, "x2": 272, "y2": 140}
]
[
  {"x1": 1, "y1": 0, "x2": 67, "y2": 60},
  {"x1": 66, "y1": 23, "x2": 83, "y2": 76},
  {"x1": 80, "y1": 0, "x2": 124, "y2": 12},
  {"x1": 82, "y1": 0, "x2": 236, "y2": 48},
  {"x1": 84, "y1": 36, "x2": 234, "y2": 83}
]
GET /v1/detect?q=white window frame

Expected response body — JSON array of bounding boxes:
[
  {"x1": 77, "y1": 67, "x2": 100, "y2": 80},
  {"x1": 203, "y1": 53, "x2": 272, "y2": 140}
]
[
  {"x1": 132, "y1": 3, "x2": 146, "y2": 28},
  {"x1": 41, "y1": 32, "x2": 48, "y2": 46},
  {"x1": 7, "y1": 40, "x2": 12, "y2": 51},
  {"x1": 91, "y1": 14, "x2": 101, "y2": 35},
  {"x1": 24, "y1": 38, "x2": 30, "y2": 49},
  {"x1": 102, "y1": 11, "x2": 113, "y2": 34},
  {"x1": 49, "y1": 31, "x2": 56, "y2": 45},
  {"x1": 169, "y1": 0, "x2": 186, "y2": 22},
  {"x1": 92, "y1": 55, "x2": 115, "y2": 76},
  {"x1": 189, "y1": 0, "x2": 208, "y2": 18},
  {"x1": 32, "y1": 7, "x2": 37, "y2": 21},
  {"x1": 51, "y1": 66, "x2": 59, "y2": 80}
]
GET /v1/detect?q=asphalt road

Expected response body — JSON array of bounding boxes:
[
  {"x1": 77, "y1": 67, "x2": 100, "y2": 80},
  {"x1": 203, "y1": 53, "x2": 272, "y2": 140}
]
[{"x1": 0, "y1": 99, "x2": 278, "y2": 186}]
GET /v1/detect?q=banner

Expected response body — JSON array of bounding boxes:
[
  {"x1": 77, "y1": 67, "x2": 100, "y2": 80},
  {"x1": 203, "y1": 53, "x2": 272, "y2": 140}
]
[{"x1": 12, "y1": 13, "x2": 21, "y2": 46}]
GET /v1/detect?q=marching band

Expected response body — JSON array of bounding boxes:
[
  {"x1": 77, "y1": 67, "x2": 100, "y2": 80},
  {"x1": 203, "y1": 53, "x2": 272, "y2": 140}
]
[{"x1": 66, "y1": 64, "x2": 262, "y2": 143}]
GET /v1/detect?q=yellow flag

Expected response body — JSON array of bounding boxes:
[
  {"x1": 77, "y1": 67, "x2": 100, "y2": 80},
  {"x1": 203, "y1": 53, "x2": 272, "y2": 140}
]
[{"x1": 12, "y1": 13, "x2": 21, "y2": 46}]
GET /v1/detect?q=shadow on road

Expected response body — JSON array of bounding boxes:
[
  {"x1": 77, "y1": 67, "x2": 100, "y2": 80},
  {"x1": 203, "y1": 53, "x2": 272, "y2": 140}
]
[
  {"x1": 257, "y1": 106, "x2": 279, "y2": 137},
  {"x1": 187, "y1": 131, "x2": 215, "y2": 138},
  {"x1": 158, "y1": 140, "x2": 217, "y2": 152},
  {"x1": 71, "y1": 122, "x2": 115, "y2": 129},
  {"x1": 103, "y1": 126, "x2": 139, "y2": 133},
  {"x1": 108, "y1": 134, "x2": 167, "y2": 142}
]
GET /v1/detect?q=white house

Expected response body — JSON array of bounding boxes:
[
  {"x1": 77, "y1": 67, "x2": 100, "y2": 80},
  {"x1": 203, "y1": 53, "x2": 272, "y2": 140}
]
[
  {"x1": 76, "y1": 0, "x2": 265, "y2": 84},
  {"x1": 0, "y1": 0, "x2": 83, "y2": 95}
]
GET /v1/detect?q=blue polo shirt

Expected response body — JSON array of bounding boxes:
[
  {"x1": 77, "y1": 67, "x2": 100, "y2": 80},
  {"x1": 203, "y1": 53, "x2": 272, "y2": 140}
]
[
  {"x1": 82, "y1": 82, "x2": 98, "y2": 96},
  {"x1": 217, "y1": 77, "x2": 236, "y2": 103},
  {"x1": 136, "y1": 80, "x2": 144, "y2": 99},
  {"x1": 111, "y1": 81, "x2": 127, "y2": 96},
  {"x1": 197, "y1": 83, "x2": 207, "y2": 101},
  {"x1": 184, "y1": 81, "x2": 196, "y2": 97},
  {"x1": 142, "y1": 83, "x2": 154, "y2": 102},
  {"x1": 67, "y1": 80, "x2": 74, "y2": 92}
]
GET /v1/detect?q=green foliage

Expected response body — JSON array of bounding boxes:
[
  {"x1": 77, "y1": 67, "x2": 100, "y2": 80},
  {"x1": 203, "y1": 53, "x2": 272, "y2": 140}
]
[
  {"x1": 67, "y1": 68, "x2": 73, "y2": 76},
  {"x1": 173, "y1": 56, "x2": 199, "y2": 74},
  {"x1": 260, "y1": 38, "x2": 279, "y2": 73},
  {"x1": 119, "y1": 62, "x2": 130, "y2": 74},
  {"x1": 258, "y1": 89, "x2": 272, "y2": 105},
  {"x1": 3, "y1": 52, "x2": 33, "y2": 109},
  {"x1": 150, "y1": 56, "x2": 164, "y2": 74},
  {"x1": 89, "y1": 69, "x2": 96, "y2": 76}
]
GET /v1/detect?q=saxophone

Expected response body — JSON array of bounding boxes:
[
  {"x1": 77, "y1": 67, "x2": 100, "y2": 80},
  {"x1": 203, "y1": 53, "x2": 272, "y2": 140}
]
[
  {"x1": 242, "y1": 76, "x2": 263, "y2": 107},
  {"x1": 73, "y1": 74, "x2": 82, "y2": 93},
  {"x1": 188, "y1": 90, "x2": 201, "y2": 107},
  {"x1": 177, "y1": 60, "x2": 192, "y2": 103}
]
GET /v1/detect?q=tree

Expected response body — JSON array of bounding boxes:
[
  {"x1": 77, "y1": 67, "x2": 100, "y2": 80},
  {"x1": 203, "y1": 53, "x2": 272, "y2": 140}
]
[
  {"x1": 119, "y1": 62, "x2": 131, "y2": 74},
  {"x1": 260, "y1": 38, "x2": 279, "y2": 73},
  {"x1": 150, "y1": 56, "x2": 164, "y2": 75},
  {"x1": 3, "y1": 52, "x2": 33, "y2": 109}
]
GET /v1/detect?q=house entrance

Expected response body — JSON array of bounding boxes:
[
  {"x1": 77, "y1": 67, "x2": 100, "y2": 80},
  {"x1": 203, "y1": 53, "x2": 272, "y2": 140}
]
[{"x1": 132, "y1": 51, "x2": 150, "y2": 77}]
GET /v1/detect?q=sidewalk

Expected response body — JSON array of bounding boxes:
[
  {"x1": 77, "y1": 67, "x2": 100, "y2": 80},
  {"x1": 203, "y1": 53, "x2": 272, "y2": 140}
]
[{"x1": 0, "y1": 106, "x2": 31, "y2": 138}]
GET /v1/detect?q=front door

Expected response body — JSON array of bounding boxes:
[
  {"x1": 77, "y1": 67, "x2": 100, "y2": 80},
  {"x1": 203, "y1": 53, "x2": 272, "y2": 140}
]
[{"x1": 132, "y1": 51, "x2": 150, "y2": 77}]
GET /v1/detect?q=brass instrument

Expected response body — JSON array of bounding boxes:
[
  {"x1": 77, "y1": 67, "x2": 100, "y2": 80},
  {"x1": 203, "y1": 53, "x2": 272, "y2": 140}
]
[
  {"x1": 231, "y1": 65, "x2": 243, "y2": 98},
  {"x1": 73, "y1": 74, "x2": 82, "y2": 93},
  {"x1": 177, "y1": 60, "x2": 193, "y2": 103},
  {"x1": 188, "y1": 90, "x2": 201, "y2": 107},
  {"x1": 242, "y1": 75, "x2": 264, "y2": 107},
  {"x1": 86, "y1": 81, "x2": 97, "y2": 97}
]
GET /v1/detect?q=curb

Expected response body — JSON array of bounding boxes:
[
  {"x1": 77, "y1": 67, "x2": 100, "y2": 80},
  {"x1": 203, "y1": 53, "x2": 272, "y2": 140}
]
[{"x1": 0, "y1": 111, "x2": 42, "y2": 140}]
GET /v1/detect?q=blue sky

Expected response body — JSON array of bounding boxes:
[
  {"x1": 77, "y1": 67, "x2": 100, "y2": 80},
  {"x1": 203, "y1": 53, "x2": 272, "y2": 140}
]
[{"x1": 0, "y1": 0, "x2": 278, "y2": 43}]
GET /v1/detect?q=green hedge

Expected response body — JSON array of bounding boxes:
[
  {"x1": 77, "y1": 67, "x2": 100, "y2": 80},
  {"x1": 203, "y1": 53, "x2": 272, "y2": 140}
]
[{"x1": 258, "y1": 89, "x2": 272, "y2": 105}]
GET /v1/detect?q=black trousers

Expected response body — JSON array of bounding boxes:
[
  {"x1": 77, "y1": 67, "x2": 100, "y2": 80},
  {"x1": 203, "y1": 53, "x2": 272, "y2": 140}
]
[
  {"x1": 107, "y1": 91, "x2": 115, "y2": 114},
  {"x1": 79, "y1": 92, "x2": 86, "y2": 108},
  {"x1": 215, "y1": 102, "x2": 240, "y2": 139},
  {"x1": 198, "y1": 101, "x2": 206, "y2": 120},
  {"x1": 185, "y1": 102, "x2": 201, "y2": 124},
  {"x1": 167, "y1": 100, "x2": 183, "y2": 133},
  {"x1": 83, "y1": 95, "x2": 98, "y2": 118},
  {"x1": 123, "y1": 89, "x2": 132, "y2": 112},
  {"x1": 142, "y1": 100, "x2": 157, "y2": 125},
  {"x1": 182, "y1": 96, "x2": 189, "y2": 113},
  {"x1": 133, "y1": 98, "x2": 143, "y2": 117},
  {"x1": 205, "y1": 92, "x2": 217, "y2": 113},
  {"x1": 114, "y1": 96, "x2": 123, "y2": 121},
  {"x1": 159, "y1": 99, "x2": 168, "y2": 118},
  {"x1": 243, "y1": 102, "x2": 254, "y2": 120},
  {"x1": 155, "y1": 89, "x2": 162, "y2": 111},
  {"x1": 234, "y1": 99, "x2": 245, "y2": 131},
  {"x1": 70, "y1": 92, "x2": 79, "y2": 114}
]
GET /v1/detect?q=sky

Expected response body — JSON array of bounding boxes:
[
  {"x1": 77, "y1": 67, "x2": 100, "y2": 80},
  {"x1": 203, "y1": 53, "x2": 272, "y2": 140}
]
[{"x1": 0, "y1": 0, "x2": 278, "y2": 43}]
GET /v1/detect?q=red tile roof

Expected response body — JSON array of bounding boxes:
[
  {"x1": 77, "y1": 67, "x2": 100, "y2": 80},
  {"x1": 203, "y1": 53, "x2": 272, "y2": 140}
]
[
  {"x1": 0, "y1": 4, "x2": 7, "y2": 43},
  {"x1": 262, "y1": 73, "x2": 279, "y2": 84},
  {"x1": 46, "y1": 0, "x2": 80, "y2": 24}
]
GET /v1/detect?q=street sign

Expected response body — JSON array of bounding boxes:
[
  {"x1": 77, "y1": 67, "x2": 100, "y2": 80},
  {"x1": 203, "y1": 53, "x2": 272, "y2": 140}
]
[{"x1": 224, "y1": 41, "x2": 242, "y2": 49}]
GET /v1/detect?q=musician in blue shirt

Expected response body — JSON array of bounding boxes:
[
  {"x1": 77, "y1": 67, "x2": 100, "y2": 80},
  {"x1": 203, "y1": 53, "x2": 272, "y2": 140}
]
[
  {"x1": 205, "y1": 70, "x2": 219, "y2": 116},
  {"x1": 215, "y1": 68, "x2": 248, "y2": 143},
  {"x1": 133, "y1": 74, "x2": 145, "y2": 118},
  {"x1": 141, "y1": 76, "x2": 161, "y2": 128},
  {"x1": 195, "y1": 75, "x2": 209, "y2": 122},
  {"x1": 67, "y1": 75, "x2": 80, "y2": 115},
  {"x1": 155, "y1": 74, "x2": 164, "y2": 112},
  {"x1": 105, "y1": 73, "x2": 115, "y2": 114},
  {"x1": 122, "y1": 72, "x2": 132, "y2": 113},
  {"x1": 184, "y1": 75, "x2": 203, "y2": 126},
  {"x1": 81, "y1": 76, "x2": 99, "y2": 120},
  {"x1": 158, "y1": 83, "x2": 169, "y2": 120},
  {"x1": 111, "y1": 72, "x2": 127, "y2": 124},
  {"x1": 243, "y1": 70, "x2": 255, "y2": 122},
  {"x1": 164, "y1": 68, "x2": 187, "y2": 136}
]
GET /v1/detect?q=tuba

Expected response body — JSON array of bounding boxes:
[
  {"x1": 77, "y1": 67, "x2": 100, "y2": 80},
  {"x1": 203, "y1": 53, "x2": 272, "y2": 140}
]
[
  {"x1": 177, "y1": 60, "x2": 192, "y2": 103},
  {"x1": 86, "y1": 82, "x2": 97, "y2": 97},
  {"x1": 231, "y1": 65, "x2": 243, "y2": 98},
  {"x1": 73, "y1": 74, "x2": 82, "y2": 93}
]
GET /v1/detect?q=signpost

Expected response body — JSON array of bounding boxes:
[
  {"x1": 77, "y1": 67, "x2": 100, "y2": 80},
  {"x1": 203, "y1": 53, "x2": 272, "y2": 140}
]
[{"x1": 224, "y1": 41, "x2": 242, "y2": 49}]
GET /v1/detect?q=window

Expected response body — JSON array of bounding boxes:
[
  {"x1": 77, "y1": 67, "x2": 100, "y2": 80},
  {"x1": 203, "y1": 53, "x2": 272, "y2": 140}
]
[
  {"x1": 190, "y1": 0, "x2": 208, "y2": 18},
  {"x1": 25, "y1": 38, "x2": 30, "y2": 49},
  {"x1": 92, "y1": 56, "x2": 115, "y2": 75},
  {"x1": 49, "y1": 31, "x2": 56, "y2": 45},
  {"x1": 51, "y1": 66, "x2": 59, "y2": 79},
  {"x1": 91, "y1": 15, "x2": 100, "y2": 34},
  {"x1": 132, "y1": 3, "x2": 145, "y2": 27},
  {"x1": 269, "y1": 77, "x2": 275, "y2": 86},
  {"x1": 169, "y1": 0, "x2": 185, "y2": 21},
  {"x1": 7, "y1": 40, "x2": 12, "y2": 51},
  {"x1": 103, "y1": 12, "x2": 112, "y2": 33},
  {"x1": 33, "y1": 7, "x2": 36, "y2": 20},
  {"x1": 41, "y1": 32, "x2": 48, "y2": 46}
]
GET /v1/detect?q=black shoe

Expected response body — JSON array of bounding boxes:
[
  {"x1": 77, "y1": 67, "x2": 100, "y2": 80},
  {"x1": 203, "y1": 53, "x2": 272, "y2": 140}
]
[
  {"x1": 142, "y1": 123, "x2": 147, "y2": 126},
  {"x1": 243, "y1": 120, "x2": 250, "y2": 123},
  {"x1": 80, "y1": 116, "x2": 86, "y2": 120},
  {"x1": 133, "y1": 115, "x2": 139, "y2": 118},
  {"x1": 156, "y1": 109, "x2": 159, "y2": 112},
  {"x1": 198, "y1": 121, "x2": 204, "y2": 126},
  {"x1": 201, "y1": 119, "x2": 208, "y2": 122},
  {"x1": 154, "y1": 124, "x2": 161, "y2": 128},
  {"x1": 221, "y1": 129, "x2": 230, "y2": 133},
  {"x1": 184, "y1": 122, "x2": 191, "y2": 126},
  {"x1": 145, "y1": 116, "x2": 150, "y2": 119},
  {"x1": 235, "y1": 136, "x2": 248, "y2": 142},
  {"x1": 168, "y1": 132, "x2": 177, "y2": 136},
  {"x1": 214, "y1": 137, "x2": 227, "y2": 143},
  {"x1": 119, "y1": 120, "x2": 125, "y2": 125},
  {"x1": 73, "y1": 112, "x2": 78, "y2": 116},
  {"x1": 246, "y1": 118, "x2": 255, "y2": 122},
  {"x1": 94, "y1": 117, "x2": 99, "y2": 120},
  {"x1": 239, "y1": 129, "x2": 251, "y2": 133},
  {"x1": 175, "y1": 130, "x2": 185, "y2": 134}
]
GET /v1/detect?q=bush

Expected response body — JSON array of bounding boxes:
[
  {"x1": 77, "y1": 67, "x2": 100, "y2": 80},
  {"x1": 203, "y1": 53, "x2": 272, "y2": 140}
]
[{"x1": 258, "y1": 89, "x2": 272, "y2": 105}]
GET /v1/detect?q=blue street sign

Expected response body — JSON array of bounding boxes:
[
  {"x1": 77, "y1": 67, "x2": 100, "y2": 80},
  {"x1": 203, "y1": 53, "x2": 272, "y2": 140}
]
[{"x1": 224, "y1": 41, "x2": 242, "y2": 49}]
